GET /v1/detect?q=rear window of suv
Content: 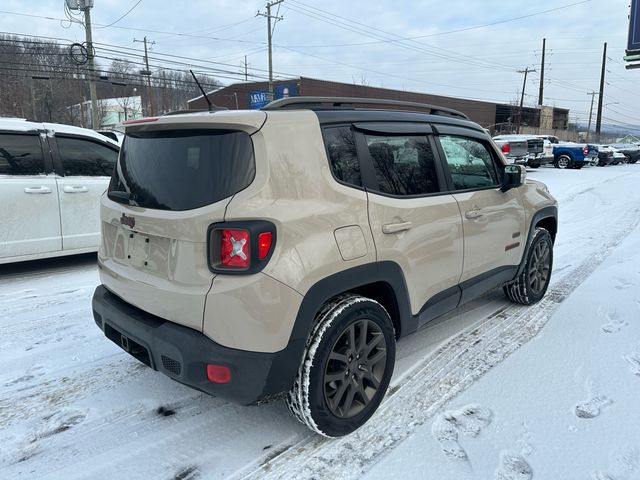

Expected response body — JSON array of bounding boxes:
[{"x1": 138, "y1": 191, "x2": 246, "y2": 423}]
[{"x1": 108, "y1": 129, "x2": 255, "y2": 211}]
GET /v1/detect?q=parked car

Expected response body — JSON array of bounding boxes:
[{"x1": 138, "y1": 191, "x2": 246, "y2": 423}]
[
  {"x1": 492, "y1": 134, "x2": 549, "y2": 168},
  {"x1": 0, "y1": 118, "x2": 119, "y2": 264},
  {"x1": 594, "y1": 145, "x2": 614, "y2": 166},
  {"x1": 610, "y1": 143, "x2": 640, "y2": 163},
  {"x1": 92, "y1": 97, "x2": 557, "y2": 437},
  {"x1": 550, "y1": 142, "x2": 598, "y2": 169},
  {"x1": 610, "y1": 146, "x2": 628, "y2": 165}
]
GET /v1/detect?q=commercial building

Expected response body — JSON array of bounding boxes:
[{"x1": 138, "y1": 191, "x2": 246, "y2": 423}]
[{"x1": 187, "y1": 77, "x2": 569, "y2": 134}]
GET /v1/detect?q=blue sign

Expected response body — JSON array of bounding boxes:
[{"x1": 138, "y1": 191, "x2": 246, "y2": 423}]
[
  {"x1": 249, "y1": 90, "x2": 270, "y2": 109},
  {"x1": 629, "y1": 0, "x2": 640, "y2": 53},
  {"x1": 248, "y1": 83, "x2": 299, "y2": 109},
  {"x1": 275, "y1": 84, "x2": 298, "y2": 99}
]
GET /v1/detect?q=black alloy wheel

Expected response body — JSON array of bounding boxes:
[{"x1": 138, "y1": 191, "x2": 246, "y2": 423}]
[
  {"x1": 285, "y1": 295, "x2": 396, "y2": 437},
  {"x1": 527, "y1": 237, "x2": 551, "y2": 296},
  {"x1": 503, "y1": 228, "x2": 553, "y2": 305},
  {"x1": 324, "y1": 319, "x2": 387, "y2": 419}
]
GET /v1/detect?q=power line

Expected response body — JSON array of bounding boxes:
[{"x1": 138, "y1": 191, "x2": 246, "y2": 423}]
[
  {"x1": 284, "y1": 0, "x2": 591, "y2": 46},
  {"x1": 283, "y1": 2, "x2": 517, "y2": 73},
  {"x1": 97, "y1": 0, "x2": 144, "y2": 29}
]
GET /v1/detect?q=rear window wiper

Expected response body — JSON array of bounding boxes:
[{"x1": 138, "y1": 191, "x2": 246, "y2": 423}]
[{"x1": 108, "y1": 190, "x2": 136, "y2": 205}]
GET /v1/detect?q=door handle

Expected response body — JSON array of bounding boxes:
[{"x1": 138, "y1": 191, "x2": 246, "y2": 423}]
[
  {"x1": 465, "y1": 209, "x2": 483, "y2": 220},
  {"x1": 63, "y1": 185, "x2": 89, "y2": 193},
  {"x1": 382, "y1": 221, "x2": 413, "y2": 234},
  {"x1": 24, "y1": 186, "x2": 52, "y2": 194}
]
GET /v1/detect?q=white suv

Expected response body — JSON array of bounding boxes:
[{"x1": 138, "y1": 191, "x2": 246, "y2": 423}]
[{"x1": 0, "y1": 118, "x2": 119, "y2": 264}]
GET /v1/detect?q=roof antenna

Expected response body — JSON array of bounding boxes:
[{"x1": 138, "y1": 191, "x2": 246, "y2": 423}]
[{"x1": 190, "y1": 69, "x2": 214, "y2": 112}]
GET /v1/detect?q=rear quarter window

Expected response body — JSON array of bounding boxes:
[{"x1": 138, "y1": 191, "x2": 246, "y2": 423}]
[{"x1": 322, "y1": 126, "x2": 362, "y2": 188}]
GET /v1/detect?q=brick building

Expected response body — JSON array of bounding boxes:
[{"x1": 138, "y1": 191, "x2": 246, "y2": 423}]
[{"x1": 187, "y1": 77, "x2": 568, "y2": 134}]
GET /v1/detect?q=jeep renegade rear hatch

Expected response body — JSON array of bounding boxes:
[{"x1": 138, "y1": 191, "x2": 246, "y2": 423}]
[{"x1": 108, "y1": 129, "x2": 255, "y2": 211}]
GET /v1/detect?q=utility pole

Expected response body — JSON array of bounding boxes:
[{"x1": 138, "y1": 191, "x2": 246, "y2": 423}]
[
  {"x1": 517, "y1": 67, "x2": 535, "y2": 133},
  {"x1": 595, "y1": 42, "x2": 607, "y2": 140},
  {"x1": 257, "y1": 0, "x2": 283, "y2": 101},
  {"x1": 586, "y1": 91, "x2": 598, "y2": 142},
  {"x1": 134, "y1": 36, "x2": 155, "y2": 116},
  {"x1": 82, "y1": 4, "x2": 99, "y2": 129},
  {"x1": 538, "y1": 38, "x2": 546, "y2": 106},
  {"x1": 243, "y1": 55, "x2": 248, "y2": 81}
]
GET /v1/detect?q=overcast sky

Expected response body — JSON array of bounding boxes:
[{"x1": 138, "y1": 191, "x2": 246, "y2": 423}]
[{"x1": 1, "y1": 0, "x2": 638, "y2": 129}]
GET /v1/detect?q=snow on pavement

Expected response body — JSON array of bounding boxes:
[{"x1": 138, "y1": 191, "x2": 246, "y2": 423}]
[
  {"x1": 1, "y1": 164, "x2": 640, "y2": 479},
  {"x1": 362, "y1": 176, "x2": 640, "y2": 480}
]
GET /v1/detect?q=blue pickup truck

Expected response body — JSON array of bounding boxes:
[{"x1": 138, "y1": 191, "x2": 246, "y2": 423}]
[{"x1": 536, "y1": 136, "x2": 598, "y2": 169}]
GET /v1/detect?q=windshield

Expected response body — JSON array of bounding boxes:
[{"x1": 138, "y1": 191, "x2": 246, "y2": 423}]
[{"x1": 109, "y1": 129, "x2": 255, "y2": 211}]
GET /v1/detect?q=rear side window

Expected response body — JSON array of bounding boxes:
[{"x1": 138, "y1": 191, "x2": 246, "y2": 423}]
[
  {"x1": 57, "y1": 136, "x2": 118, "y2": 176},
  {"x1": 323, "y1": 126, "x2": 361, "y2": 187},
  {"x1": 109, "y1": 129, "x2": 255, "y2": 211},
  {"x1": 439, "y1": 135, "x2": 499, "y2": 190},
  {"x1": 0, "y1": 133, "x2": 45, "y2": 175},
  {"x1": 365, "y1": 134, "x2": 439, "y2": 196}
]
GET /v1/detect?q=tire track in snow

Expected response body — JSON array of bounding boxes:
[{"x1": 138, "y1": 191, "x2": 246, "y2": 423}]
[
  {"x1": 234, "y1": 204, "x2": 640, "y2": 480},
  {"x1": 0, "y1": 357, "x2": 148, "y2": 426}
]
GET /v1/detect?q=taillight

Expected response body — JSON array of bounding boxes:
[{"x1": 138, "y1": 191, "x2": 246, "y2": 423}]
[
  {"x1": 220, "y1": 229, "x2": 250, "y2": 268},
  {"x1": 501, "y1": 143, "x2": 510, "y2": 154},
  {"x1": 208, "y1": 221, "x2": 276, "y2": 274},
  {"x1": 582, "y1": 146, "x2": 588, "y2": 155},
  {"x1": 258, "y1": 232, "x2": 272, "y2": 259}
]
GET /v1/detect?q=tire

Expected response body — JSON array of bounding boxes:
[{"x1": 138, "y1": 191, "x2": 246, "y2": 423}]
[
  {"x1": 622, "y1": 154, "x2": 630, "y2": 164},
  {"x1": 556, "y1": 155, "x2": 571, "y2": 169},
  {"x1": 285, "y1": 294, "x2": 396, "y2": 437},
  {"x1": 529, "y1": 162, "x2": 540, "y2": 168},
  {"x1": 503, "y1": 228, "x2": 553, "y2": 305}
]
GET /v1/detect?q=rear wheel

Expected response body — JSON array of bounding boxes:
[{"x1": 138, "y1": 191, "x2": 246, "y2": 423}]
[
  {"x1": 555, "y1": 155, "x2": 571, "y2": 169},
  {"x1": 285, "y1": 295, "x2": 396, "y2": 437},
  {"x1": 504, "y1": 228, "x2": 553, "y2": 305}
]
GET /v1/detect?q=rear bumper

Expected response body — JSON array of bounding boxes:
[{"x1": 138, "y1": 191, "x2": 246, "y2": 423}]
[{"x1": 92, "y1": 285, "x2": 299, "y2": 404}]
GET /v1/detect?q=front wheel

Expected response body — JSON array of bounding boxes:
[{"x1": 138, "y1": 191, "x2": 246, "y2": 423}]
[
  {"x1": 286, "y1": 295, "x2": 396, "y2": 437},
  {"x1": 504, "y1": 228, "x2": 553, "y2": 305}
]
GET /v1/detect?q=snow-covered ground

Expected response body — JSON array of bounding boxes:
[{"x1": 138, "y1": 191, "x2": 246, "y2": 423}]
[{"x1": 1, "y1": 164, "x2": 639, "y2": 480}]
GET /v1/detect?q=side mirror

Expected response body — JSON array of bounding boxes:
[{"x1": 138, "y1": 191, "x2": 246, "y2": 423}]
[{"x1": 501, "y1": 164, "x2": 526, "y2": 192}]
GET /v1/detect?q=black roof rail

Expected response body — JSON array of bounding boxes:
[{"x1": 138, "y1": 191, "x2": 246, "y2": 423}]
[{"x1": 262, "y1": 96, "x2": 469, "y2": 120}]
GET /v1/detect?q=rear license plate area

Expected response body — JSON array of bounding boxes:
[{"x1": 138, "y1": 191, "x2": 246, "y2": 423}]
[
  {"x1": 125, "y1": 231, "x2": 150, "y2": 267},
  {"x1": 104, "y1": 323, "x2": 153, "y2": 368}
]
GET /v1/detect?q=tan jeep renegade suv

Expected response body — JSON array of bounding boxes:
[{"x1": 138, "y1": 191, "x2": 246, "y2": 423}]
[{"x1": 92, "y1": 97, "x2": 557, "y2": 437}]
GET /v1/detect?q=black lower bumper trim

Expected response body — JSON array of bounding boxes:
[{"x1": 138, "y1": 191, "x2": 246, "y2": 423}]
[{"x1": 92, "y1": 285, "x2": 298, "y2": 405}]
